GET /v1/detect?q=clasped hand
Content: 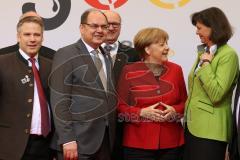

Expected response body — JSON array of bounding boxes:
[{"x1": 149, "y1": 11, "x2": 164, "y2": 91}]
[
  {"x1": 200, "y1": 52, "x2": 214, "y2": 62},
  {"x1": 140, "y1": 102, "x2": 177, "y2": 122}
]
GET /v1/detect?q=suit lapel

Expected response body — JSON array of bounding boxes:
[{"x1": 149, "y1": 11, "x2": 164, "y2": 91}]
[
  {"x1": 111, "y1": 43, "x2": 128, "y2": 83},
  {"x1": 76, "y1": 39, "x2": 111, "y2": 93},
  {"x1": 76, "y1": 39, "x2": 97, "y2": 76},
  {"x1": 233, "y1": 76, "x2": 240, "y2": 133},
  {"x1": 234, "y1": 77, "x2": 240, "y2": 112},
  {"x1": 100, "y1": 47, "x2": 115, "y2": 92}
]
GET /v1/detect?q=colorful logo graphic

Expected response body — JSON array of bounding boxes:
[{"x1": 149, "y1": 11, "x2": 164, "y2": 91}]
[
  {"x1": 85, "y1": 0, "x2": 128, "y2": 10},
  {"x1": 150, "y1": 0, "x2": 190, "y2": 9}
]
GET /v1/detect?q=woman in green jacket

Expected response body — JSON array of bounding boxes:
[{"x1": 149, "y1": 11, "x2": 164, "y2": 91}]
[{"x1": 184, "y1": 7, "x2": 239, "y2": 160}]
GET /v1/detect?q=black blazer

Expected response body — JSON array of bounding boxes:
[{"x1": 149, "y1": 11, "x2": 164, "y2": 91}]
[
  {"x1": 112, "y1": 42, "x2": 140, "y2": 85},
  {"x1": 0, "y1": 51, "x2": 52, "y2": 160},
  {"x1": 0, "y1": 43, "x2": 56, "y2": 59},
  {"x1": 229, "y1": 74, "x2": 240, "y2": 160},
  {"x1": 111, "y1": 42, "x2": 140, "y2": 160}
]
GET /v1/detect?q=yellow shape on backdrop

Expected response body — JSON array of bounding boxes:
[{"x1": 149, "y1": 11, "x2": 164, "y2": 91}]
[{"x1": 150, "y1": 0, "x2": 191, "y2": 9}]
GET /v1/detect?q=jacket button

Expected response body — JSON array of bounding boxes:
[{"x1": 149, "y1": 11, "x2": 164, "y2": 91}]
[
  {"x1": 28, "y1": 99, "x2": 32, "y2": 103},
  {"x1": 26, "y1": 113, "x2": 31, "y2": 118},
  {"x1": 24, "y1": 129, "x2": 29, "y2": 134},
  {"x1": 156, "y1": 90, "x2": 161, "y2": 94},
  {"x1": 29, "y1": 83, "x2": 33, "y2": 87}
]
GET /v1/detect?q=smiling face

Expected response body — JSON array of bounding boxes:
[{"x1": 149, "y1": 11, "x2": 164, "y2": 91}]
[
  {"x1": 145, "y1": 40, "x2": 169, "y2": 64},
  {"x1": 195, "y1": 22, "x2": 212, "y2": 46},
  {"x1": 104, "y1": 10, "x2": 121, "y2": 44},
  {"x1": 80, "y1": 11, "x2": 108, "y2": 49},
  {"x1": 17, "y1": 22, "x2": 43, "y2": 57}
]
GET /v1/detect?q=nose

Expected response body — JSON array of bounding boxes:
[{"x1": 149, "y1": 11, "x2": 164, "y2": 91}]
[
  {"x1": 108, "y1": 24, "x2": 114, "y2": 30},
  {"x1": 96, "y1": 26, "x2": 103, "y2": 32},
  {"x1": 30, "y1": 35, "x2": 36, "y2": 41},
  {"x1": 196, "y1": 29, "x2": 199, "y2": 35},
  {"x1": 165, "y1": 43, "x2": 169, "y2": 50}
]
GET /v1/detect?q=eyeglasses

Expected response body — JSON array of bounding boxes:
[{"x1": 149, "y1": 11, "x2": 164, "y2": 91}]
[
  {"x1": 108, "y1": 23, "x2": 121, "y2": 29},
  {"x1": 83, "y1": 23, "x2": 109, "y2": 30}
]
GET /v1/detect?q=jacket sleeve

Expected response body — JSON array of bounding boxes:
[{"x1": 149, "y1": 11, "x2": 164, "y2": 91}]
[
  {"x1": 196, "y1": 49, "x2": 239, "y2": 104},
  {"x1": 49, "y1": 48, "x2": 76, "y2": 145}
]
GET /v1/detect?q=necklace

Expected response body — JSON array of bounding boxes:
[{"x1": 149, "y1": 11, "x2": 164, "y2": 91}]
[{"x1": 145, "y1": 62, "x2": 164, "y2": 77}]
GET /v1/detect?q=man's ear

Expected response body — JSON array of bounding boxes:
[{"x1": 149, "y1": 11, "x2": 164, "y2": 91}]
[
  {"x1": 17, "y1": 33, "x2": 20, "y2": 43},
  {"x1": 80, "y1": 24, "x2": 84, "y2": 34}
]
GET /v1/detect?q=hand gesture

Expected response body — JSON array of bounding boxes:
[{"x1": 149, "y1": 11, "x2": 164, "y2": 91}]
[
  {"x1": 159, "y1": 102, "x2": 178, "y2": 122},
  {"x1": 140, "y1": 102, "x2": 164, "y2": 122}
]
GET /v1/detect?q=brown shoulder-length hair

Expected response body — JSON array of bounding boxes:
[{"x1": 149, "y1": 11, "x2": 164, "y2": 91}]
[
  {"x1": 133, "y1": 27, "x2": 168, "y2": 59},
  {"x1": 191, "y1": 7, "x2": 233, "y2": 46}
]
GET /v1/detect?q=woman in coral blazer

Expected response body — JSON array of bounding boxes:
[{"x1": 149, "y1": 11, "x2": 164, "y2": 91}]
[
  {"x1": 183, "y1": 7, "x2": 239, "y2": 160},
  {"x1": 117, "y1": 27, "x2": 187, "y2": 160}
]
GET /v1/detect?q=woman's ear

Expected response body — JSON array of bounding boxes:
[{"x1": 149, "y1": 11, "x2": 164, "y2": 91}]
[{"x1": 144, "y1": 46, "x2": 151, "y2": 55}]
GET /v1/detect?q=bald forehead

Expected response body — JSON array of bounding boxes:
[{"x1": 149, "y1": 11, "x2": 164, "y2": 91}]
[
  {"x1": 87, "y1": 11, "x2": 107, "y2": 23},
  {"x1": 103, "y1": 11, "x2": 121, "y2": 23}
]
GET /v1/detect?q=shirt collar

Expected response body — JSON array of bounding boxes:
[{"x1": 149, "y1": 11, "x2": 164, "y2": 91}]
[
  {"x1": 102, "y1": 42, "x2": 118, "y2": 51},
  {"x1": 208, "y1": 44, "x2": 217, "y2": 55},
  {"x1": 81, "y1": 39, "x2": 99, "y2": 53},
  {"x1": 19, "y1": 49, "x2": 38, "y2": 62},
  {"x1": 197, "y1": 44, "x2": 217, "y2": 55}
]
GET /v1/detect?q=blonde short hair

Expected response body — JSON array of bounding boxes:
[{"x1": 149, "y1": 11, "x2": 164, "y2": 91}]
[
  {"x1": 17, "y1": 16, "x2": 44, "y2": 33},
  {"x1": 133, "y1": 27, "x2": 168, "y2": 59}
]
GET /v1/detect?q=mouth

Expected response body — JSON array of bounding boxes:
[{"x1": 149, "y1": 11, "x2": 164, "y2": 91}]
[
  {"x1": 94, "y1": 34, "x2": 104, "y2": 39},
  {"x1": 28, "y1": 45, "x2": 38, "y2": 49},
  {"x1": 199, "y1": 35, "x2": 204, "y2": 39},
  {"x1": 162, "y1": 52, "x2": 168, "y2": 56}
]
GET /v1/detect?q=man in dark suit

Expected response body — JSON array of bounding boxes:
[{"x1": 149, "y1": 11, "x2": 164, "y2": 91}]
[
  {"x1": 102, "y1": 10, "x2": 140, "y2": 160},
  {"x1": 0, "y1": 16, "x2": 53, "y2": 160},
  {"x1": 229, "y1": 76, "x2": 240, "y2": 160},
  {"x1": 50, "y1": 9, "x2": 117, "y2": 160},
  {"x1": 102, "y1": 10, "x2": 140, "y2": 85},
  {"x1": 0, "y1": 11, "x2": 55, "y2": 59}
]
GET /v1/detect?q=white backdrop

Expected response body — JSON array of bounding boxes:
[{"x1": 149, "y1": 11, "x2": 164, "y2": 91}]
[{"x1": 0, "y1": 0, "x2": 239, "y2": 82}]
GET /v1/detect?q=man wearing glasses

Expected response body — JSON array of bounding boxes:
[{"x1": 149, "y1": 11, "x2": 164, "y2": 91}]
[
  {"x1": 102, "y1": 10, "x2": 140, "y2": 84},
  {"x1": 50, "y1": 8, "x2": 117, "y2": 160},
  {"x1": 102, "y1": 10, "x2": 140, "y2": 160}
]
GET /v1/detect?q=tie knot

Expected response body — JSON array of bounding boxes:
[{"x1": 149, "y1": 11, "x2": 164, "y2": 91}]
[
  {"x1": 91, "y1": 49, "x2": 99, "y2": 55},
  {"x1": 29, "y1": 57, "x2": 36, "y2": 63},
  {"x1": 104, "y1": 45, "x2": 113, "y2": 52}
]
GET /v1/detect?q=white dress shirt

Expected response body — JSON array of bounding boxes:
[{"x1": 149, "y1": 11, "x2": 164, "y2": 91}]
[
  {"x1": 19, "y1": 49, "x2": 50, "y2": 135},
  {"x1": 236, "y1": 95, "x2": 240, "y2": 126},
  {"x1": 82, "y1": 39, "x2": 107, "y2": 77},
  {"x1": 195, "y1": 44, "x2": 217, "y2": 73}
]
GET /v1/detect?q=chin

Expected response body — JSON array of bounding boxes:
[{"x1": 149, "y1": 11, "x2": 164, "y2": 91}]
[
  {"x1": 200, "y1": 39, "x2": 206, "y2": 44},
  {"x1": 162, "y1": 57, "x2": 168, "y2": 62},
  {"x1": 94, "y1": 40, "x2": 104, "y2": 45},
  {"x1": 28, "y1": 53, "x2": 38, "y2": 57}
]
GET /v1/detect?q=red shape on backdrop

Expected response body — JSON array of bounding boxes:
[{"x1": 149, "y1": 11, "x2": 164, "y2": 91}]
[
  {"x1": 114, "y1": 0, "x2": 128, "y2": 8},
  {"x1": 85, "y1": 0, "x2": 128, "y2": 10}
]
